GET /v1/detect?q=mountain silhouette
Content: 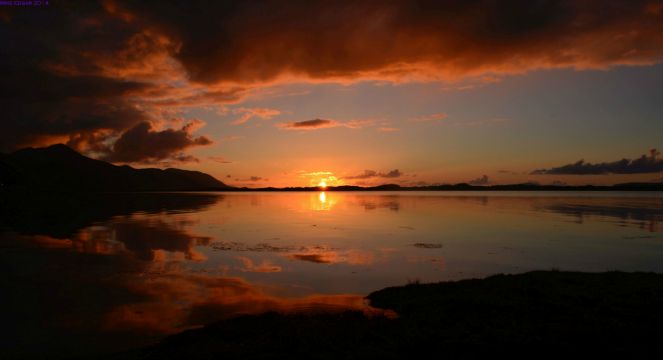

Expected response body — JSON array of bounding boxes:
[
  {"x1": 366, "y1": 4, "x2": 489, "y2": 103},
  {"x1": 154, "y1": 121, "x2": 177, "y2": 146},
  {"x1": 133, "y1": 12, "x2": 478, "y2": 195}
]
[{"x1": 0, "y1": 144, "x2": 230, "y2": 191}]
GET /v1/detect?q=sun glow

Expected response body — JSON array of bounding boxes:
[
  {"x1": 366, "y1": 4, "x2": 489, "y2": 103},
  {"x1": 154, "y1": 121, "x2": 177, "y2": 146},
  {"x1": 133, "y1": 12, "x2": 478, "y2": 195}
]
[{"x1": 318, "y1": 180, "x2": 327, "y2": 188}]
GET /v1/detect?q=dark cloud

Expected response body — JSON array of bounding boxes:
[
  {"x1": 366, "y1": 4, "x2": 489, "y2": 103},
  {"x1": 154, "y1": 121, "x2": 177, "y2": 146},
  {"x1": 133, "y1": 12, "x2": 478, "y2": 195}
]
[
  {"x1": 291, "y1": 119, "x2": 333, "y2": 128},
  {"x1": 277, "y1": 118, "x2": 374, "y2": 130},
  {"x1": 278, "y1": 119, "x2": 337, "y2": 130},
  {"x1": 468, "y1": 175, "x2": 490, "y2": 185},
  {"x1": 3, "y1": 0, "x2": 663, "y2": 154},
  {"x1": 0, "y1": 71, "x2": 151, "y2": 151},
  {"x1": 345, "y1": 169, "x2": 403, "y2": 180},
  {"x1": 382, "y1": 169, "x2": 403, "y2": 178},
  {"x1": 118, "y1": 0, "x2": 663, "y2": 84},
  {"x1": 0, "y1": 3, "x2": 150, "y2": 151},
  {"x1": 346, "y1": 171, "x2": 378, "y2": 180},
  {"x1": 532, "y1": 149, "x2": 663, "y2": 175},
  {"x1": 0, "y1": 2, "x2": 222, "y2": 157},
  {"x1": 101, "y1": 121, "x2": 212, "y2": 164}
]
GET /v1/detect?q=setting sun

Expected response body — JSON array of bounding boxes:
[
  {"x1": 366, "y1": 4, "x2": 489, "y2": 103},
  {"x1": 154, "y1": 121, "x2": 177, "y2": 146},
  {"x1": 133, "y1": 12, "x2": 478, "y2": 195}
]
[{"x1": 318, "y1": 180, "x2": 327, "y2": 188}]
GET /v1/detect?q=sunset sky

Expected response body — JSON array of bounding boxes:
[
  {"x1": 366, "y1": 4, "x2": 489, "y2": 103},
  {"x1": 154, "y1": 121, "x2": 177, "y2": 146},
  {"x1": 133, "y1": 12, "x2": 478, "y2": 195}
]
[{"x1": 2, "y1": 0, "x2": 663, "y2": 187}]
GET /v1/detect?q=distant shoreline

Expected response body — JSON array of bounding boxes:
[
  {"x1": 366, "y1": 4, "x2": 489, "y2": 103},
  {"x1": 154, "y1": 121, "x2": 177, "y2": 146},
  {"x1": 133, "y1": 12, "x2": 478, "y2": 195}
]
[
  {"x1": 78, "y1": 182, "x2": 663, "y2": 192},
  {"x1": 5, "y1": 183, "x2": 663, "y2": 193},
  {"x1": 218, "y1": 182, "x2": 663, "y2": 192},
  {"x1": 3, "y1": 145, "x2": 663, "y2": 193}
]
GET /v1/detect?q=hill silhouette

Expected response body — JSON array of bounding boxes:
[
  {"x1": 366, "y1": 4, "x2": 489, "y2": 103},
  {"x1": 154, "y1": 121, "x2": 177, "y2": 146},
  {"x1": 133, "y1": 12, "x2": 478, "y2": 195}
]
[{"x1": 0, "y1": 144, "x2": 230, "y2": 191}]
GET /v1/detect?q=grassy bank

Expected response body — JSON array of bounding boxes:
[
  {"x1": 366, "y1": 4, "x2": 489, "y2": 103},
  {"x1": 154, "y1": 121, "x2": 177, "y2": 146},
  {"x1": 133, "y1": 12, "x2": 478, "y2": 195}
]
[{"x1": 119, "y1": 271, "x2": 663, "y2": 359}]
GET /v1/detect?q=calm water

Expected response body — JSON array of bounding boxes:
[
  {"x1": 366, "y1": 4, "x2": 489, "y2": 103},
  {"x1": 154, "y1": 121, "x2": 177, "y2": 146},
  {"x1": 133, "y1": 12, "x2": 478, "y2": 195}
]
[{"x1": 2, "y1": 191, "x2": 663, "y2": 358}]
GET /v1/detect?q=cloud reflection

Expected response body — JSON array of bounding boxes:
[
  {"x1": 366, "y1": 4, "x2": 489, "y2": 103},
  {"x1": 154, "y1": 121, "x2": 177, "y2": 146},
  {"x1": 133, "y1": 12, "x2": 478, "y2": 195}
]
[
  {"x1": 288, "y1": 249, "x2": 375, "y2": 265},
  {"x1": 348, "y1": 195, "x2": 401, "y2": 212},
  {"x1": 343, "y1": 194, "x2": 663, "y2": 231},
  {"x1": 104, "y1": 272, "x2": 374, "y2": 335},
  {"x1": 237, "y1": 256, "x2": 282, "y2": 273},
  {"x1": 537, "y1": 200, "x2": 663, "y2": 232},
  {"x1": 113, "y1": 219, "x2": 211, "y2": 261}
]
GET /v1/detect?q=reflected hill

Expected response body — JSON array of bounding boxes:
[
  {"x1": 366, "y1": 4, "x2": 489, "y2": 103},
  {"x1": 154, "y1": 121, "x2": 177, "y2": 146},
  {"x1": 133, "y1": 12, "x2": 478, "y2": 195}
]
[
  {"x1": 0, "y1": 144, "x2": 231, "y2": 191},
  {"x1": 538, "y1": 200, "x2": 663, "y2": 231},
  {"x1": 0, "y1": 191, "x2": 222, "y2": 239}
]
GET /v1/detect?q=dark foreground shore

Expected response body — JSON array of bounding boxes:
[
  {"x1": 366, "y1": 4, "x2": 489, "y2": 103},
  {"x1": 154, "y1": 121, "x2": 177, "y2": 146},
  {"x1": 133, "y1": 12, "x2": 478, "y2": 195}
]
[{"x1": 114, "y1": 271, "x2": 663, "y2": 359}]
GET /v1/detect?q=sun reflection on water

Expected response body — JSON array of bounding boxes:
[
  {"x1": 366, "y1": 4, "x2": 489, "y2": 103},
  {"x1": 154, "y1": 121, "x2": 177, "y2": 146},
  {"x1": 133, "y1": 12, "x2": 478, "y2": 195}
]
[{"x1": 312, "y1": 191, "x2": 336, "y2": 211}]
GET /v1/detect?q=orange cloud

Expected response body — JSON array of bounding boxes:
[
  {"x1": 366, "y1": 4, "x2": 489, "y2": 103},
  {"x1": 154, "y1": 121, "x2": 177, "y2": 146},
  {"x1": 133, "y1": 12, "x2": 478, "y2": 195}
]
[
  {"x1": 409, "y1": 113, "x2": 448, "y2": 123},
  {"x1": 237, "y1": 256, "x2": 282, "y2": 273},
  {"x1": 232, "y1": 107, "x2": 281, "y2": 125},
  {"x1": 378, "y1": 127, "x2": 400, "y2": 132},
  {"x1": 219, "y1": 135, "x2": 245, "y2": 143}
]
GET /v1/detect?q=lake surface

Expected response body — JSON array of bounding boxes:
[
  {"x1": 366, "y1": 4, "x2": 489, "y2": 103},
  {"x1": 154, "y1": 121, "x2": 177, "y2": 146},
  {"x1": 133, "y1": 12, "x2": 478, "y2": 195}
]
[{"x1": 2, "y1": 191, "x2": 663, "y2": 358}]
